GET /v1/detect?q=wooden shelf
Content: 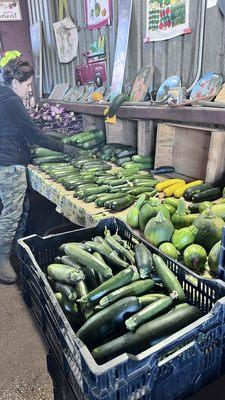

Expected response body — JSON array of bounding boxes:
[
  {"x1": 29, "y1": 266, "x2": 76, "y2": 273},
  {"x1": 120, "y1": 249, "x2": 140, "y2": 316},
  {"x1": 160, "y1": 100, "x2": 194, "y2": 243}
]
[{"x1": 40, "y1": 99, "x2": 225, "y2": 126}]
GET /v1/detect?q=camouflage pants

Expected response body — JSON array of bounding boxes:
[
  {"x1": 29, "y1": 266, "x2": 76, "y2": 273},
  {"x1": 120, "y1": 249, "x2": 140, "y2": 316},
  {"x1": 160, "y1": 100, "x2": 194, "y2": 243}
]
[{"x1": 0, "y1": 165, "x2": 27, "y2": 254}]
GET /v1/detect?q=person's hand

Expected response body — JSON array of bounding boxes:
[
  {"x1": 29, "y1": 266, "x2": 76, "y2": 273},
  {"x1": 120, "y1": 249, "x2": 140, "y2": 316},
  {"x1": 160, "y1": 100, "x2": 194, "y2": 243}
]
[{"x1": 63, "y1": 144, "x2": 79, "y2": 157}]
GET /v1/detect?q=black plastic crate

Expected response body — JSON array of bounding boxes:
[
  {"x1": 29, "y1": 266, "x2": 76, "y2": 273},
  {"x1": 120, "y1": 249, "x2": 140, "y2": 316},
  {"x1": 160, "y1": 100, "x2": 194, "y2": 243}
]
[
  {"x1": 18, "y1": 218, "x2": 225, "y2": 400},
  {"x1": 218, "y1": 227, "x2": 225, "y2": 281}
]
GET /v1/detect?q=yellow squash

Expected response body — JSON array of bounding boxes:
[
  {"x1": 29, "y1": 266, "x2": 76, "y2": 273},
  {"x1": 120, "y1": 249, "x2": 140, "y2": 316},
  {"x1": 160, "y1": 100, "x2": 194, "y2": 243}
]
[
  {"x1": 163, "y1": 181, "x2": 186, "y2": 197},
  {"x1": 156, "y1": 179, "x2": 185, "y2": 192},
  {"x1": 174, "y1": 180, "x2": 203, "y2": 198}
]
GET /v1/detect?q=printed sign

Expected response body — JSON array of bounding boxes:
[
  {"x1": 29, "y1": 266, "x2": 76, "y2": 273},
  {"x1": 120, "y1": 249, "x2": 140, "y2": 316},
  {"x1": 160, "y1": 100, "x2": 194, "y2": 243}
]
[
  {"x1": 0, "y1": 1, "x2": 22, "y2": 21},
  {"x1": 145, "y1": 0, "x2": 191, "y2": 42},
  {"x1": 84, "y1": 0, "x2": 112, "y2": 30}
]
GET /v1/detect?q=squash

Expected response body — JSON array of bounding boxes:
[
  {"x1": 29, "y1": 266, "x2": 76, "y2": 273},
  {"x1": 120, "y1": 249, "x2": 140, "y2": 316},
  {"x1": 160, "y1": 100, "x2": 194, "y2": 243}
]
[
  {"x1": 126, "y1": 194, "x2": 146, "y2": 228},
  {"x1": 193, "y1": 210, "x2": 224, "y2": 252},
  {"x1": 138, "y1": 198, "x2": 160, "y2": 231},
  {"x1": 144, "y1": 211, "x2": 174, "y2": 247},
  {"x1": 172, "y1": 226, "x2": 198, "y2": 251},
  {"x1": 211, "y1": 204, "x2": 225, "y2": 221},
  {"x1": 159, "y1": 242, "x2": 179, "y2": 260},
  {"x1": 208, "y1": 241, "x2": 221, "y2": 274},
  {"x1": 171, "y1": 197, "x2": 188, "y2": 229},
  {"x1": 183, "y1": 244, "x2": 207, "y2": 272}
]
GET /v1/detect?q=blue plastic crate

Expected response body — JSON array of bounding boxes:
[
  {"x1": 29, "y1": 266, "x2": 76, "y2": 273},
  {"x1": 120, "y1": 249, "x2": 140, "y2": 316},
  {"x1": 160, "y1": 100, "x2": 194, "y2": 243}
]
[{"x1": 18, "y1": 218, "x2": 225, "y2": 400}]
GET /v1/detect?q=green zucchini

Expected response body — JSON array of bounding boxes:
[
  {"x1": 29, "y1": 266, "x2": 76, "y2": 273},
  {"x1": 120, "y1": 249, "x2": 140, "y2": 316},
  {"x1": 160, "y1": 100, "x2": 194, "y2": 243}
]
[
  {"x1": 135, "y1": 243, "x2": 153, "y2": 278},
  {"x1": 133, "y1": 179, "x2": 158, "y2": 187},
  {"x1": 138, "y1": 293, "x2": 167, "y2": 307},
  {"x1": 76, "y1": 296, "x2": 141, "y2": 348},
  {"x1": 64, "y1": 245, "x2": 113, "y2": 278},
  {"x1": 53, "y1": 281, "x2": 77, "y2": 301},
  {"x1": 82, "y1": 138, "x2": 105, "y2": 149},
  {"x1": 125, "y1": 296, "x2": 173, "y2": 331},
  {"x1": 76, "y1": 130, "x2": 104, "y2": 144},
  {"x1": 132, "y1": 155, "x2": 153, "y2": 164},
  {"x1": 79, "y1": 268, "x2": 134, "y2": 304},
  {"x1": 107, "y1": 93, "x2": 129, "y2": 118},
  {"x1": 99, "y1": 279, "x2": 155, "y2": 308},
  {"x1": 33, "y1": 155, "x2": 67, "y2": 165},
  {"x1": 95, "y1": 193, "x2": 124, "y2": 207},
  {"x1": 184, "y1": 183, "x2": 213, "y2": 201},
  {"x1": 126, "y1": 174, "x2": 154, "y2": 182},
  {"x1": 115, "y1": 147, "x2": 136, "y2": 158},
  {"x1": 83, "y1": 185, "x2": 111, "y2": 197},
  {"x1": 153, "y1": 255, "x2": 185, "y2": 303},
  {"x1": 109, "y1": 195, "x2": 135, "y2": 211},
  {"x1": 60, "y1": 256, "x2": 82, "y2": 273},
  {"x1": 128, "y1": 187, "x2": 157, "y2": 196},
  {"x1": 33, "y1": 147, "x2": 64, "y2": 158},
  {"x1": 47, "y1": 264, "x2": 84, "y2": 285},
  {"x1": 123, "y1": 162, "x2": 153, "y2": 170},
  {"x1": 92, "y1": 304, "x2": 201, "y2": 362},
  {"x1": 116, "y1": 156, "x2": 136, "y2": 166},
  {"x1": 192, "y1": 187, "x2": 222, "y2": 203},
  {"x1": 105, "y1": 236, "x2": 135, "y2": 264}
]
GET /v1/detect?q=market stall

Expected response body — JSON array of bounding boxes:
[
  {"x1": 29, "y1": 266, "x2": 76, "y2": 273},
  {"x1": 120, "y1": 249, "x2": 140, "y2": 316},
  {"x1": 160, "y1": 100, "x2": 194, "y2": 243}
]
[{"x1": 2, "y1": 0, "x2": 225, "y2": 400}]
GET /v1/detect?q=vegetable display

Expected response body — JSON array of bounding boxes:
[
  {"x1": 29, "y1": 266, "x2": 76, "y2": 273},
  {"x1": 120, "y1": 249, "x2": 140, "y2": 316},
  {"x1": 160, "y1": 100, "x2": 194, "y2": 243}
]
[{"x1": 46, "y1": 228, "x2": 203, "y2": 365}]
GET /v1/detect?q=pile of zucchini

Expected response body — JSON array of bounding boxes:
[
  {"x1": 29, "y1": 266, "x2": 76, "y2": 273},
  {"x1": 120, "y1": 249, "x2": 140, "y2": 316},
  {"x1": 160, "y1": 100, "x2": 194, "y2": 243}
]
[
  {"x1": 47, "y1": 229, "x2": 202, "y2": 364},
  {"x1": 62, "y1": 129, "x2": 106, "y2": 150},
  {"x1": 96, "y1": 143, "x2": 154, "y2": 170},
  {"x1": 33, "y1": 145, "x2": 160, "y2": 211}
]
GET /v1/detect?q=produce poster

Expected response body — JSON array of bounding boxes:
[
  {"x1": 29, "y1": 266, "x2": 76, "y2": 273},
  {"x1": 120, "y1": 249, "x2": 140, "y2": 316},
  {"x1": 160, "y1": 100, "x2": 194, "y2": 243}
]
[
  {"x1": 145, "y1": 0, "x2": 191, "y2": 42},
  {"x1": 0, "y1": 1, "x2": 22, "y2": 21},
  {"x1": 84, "y1": 0, "x2": 112, "y2": 30}
]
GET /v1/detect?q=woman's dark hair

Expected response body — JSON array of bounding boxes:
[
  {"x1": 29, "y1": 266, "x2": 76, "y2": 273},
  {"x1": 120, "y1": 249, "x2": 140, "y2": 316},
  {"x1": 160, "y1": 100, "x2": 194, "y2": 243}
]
[{"x1": 2, "y1": 58, "x2": 34, "y2": 85}]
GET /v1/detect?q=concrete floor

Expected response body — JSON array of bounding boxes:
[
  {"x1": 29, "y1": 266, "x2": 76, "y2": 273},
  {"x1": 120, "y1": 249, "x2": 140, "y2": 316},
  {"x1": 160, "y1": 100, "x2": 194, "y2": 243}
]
[
  {"x1": 1, "y1": 281, "x2": 225, "y2": 400},
  {"x1": 0, "y1": 283, "x2": 53, "y2": 400}
]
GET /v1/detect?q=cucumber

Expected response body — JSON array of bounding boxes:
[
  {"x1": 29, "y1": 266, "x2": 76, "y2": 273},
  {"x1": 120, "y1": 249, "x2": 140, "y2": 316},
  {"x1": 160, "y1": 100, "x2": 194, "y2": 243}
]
[
  {"x1": 47, "y1": 264, "x2": 84, "y2": 285},
  {"x1": 76, "y1": 296, "x2": 141, "y2": 348},
  {"x1": 53, "y1": 281, "x2": 77, "y2": 301},
  {"x1": 184, "y1": 183, "x2": 213, "y2": 201},
  {"x1": 107, "y1": 93, "x2": 129, "y2": 118},
  {"x1": 125, "y1": 296, "x2": 173, "y2": 331},
  {"x1": 153, "y1": 254, "x2": 185, "y2": 303},
  {"x1": 79, "y1": 268, "x2": 134, "y2": 304},
  {"x1": 99, "y1": 279, "x2": 155, "y2": 308},
  {"x1": 135, "y1": 243, "x2": 153, "y2": 278},
  {"x1": 64, "y1": 245, "x2": 113, "y2": 278},
  {"x1": 138, "y1": 293, "x2": 167, "y2": 307},
  {"x1": 192, "y1": 187, "x2": 222, "y2": 203},
  {"x1": 109, "y1": 195, "x2": 135, "y2": 211},
  {"x1": 92, "y1": 304, "x2": 201, "y2": 362}
]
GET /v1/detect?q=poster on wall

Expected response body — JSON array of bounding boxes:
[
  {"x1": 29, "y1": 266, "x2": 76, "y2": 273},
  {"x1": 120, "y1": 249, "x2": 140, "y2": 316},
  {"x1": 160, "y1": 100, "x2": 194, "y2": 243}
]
[
  {"x1": 84, "y1": 0, "x2": 112, "y2": 30},
  {"x1": 145, "y1": 0, "x2": 191, "y2": 42},
  {"x1": 0, "y1": 1, "x2": 22, "y2": 21}
]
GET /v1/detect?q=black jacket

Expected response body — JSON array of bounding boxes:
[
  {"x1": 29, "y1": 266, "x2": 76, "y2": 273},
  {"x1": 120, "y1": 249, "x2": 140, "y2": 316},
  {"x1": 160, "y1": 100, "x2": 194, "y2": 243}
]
[{"x1": 0, "y1": 85, "x2": 64, "y2": 166}]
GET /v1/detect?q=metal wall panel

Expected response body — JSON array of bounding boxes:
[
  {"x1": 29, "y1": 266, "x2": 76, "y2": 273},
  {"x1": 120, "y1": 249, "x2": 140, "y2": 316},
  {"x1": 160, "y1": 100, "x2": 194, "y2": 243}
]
[{"x1": 27, "y1": 0, "x2": 225, "y2": 96}]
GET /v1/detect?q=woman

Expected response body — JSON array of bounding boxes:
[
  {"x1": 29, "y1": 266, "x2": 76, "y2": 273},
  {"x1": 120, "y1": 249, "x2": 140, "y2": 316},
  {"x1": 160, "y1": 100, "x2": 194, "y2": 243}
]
[{"x1": 0, "y1": 57, "x2": 78, "y2": 285}]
